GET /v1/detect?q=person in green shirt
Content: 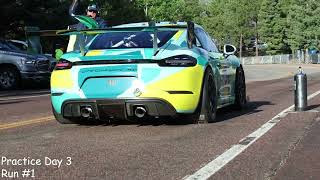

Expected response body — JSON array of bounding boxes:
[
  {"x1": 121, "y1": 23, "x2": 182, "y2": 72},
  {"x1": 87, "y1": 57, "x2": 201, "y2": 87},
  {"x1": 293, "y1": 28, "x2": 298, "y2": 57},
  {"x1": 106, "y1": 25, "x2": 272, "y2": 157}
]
[{"x1": 55, "y1": 47, "x2": 65, "y2": 61}]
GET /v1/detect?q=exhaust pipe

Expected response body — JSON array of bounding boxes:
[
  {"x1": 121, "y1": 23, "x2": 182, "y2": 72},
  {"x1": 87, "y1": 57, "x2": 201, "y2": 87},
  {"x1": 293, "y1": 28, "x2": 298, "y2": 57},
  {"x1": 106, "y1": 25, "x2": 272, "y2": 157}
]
[
  {"x1": 80, "y1": 106, "x2": 93, "y2": 118},
  {"x1": 134, "y1": 106, "x2": 147, "y2": 118}
]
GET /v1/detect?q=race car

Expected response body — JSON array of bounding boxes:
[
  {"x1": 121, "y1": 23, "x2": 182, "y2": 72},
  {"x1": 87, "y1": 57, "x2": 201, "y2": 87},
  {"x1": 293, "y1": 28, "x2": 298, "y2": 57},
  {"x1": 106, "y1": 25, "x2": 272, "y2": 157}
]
[{"x1": 50, "y1": 21, "x2": 246, "y2": 124}]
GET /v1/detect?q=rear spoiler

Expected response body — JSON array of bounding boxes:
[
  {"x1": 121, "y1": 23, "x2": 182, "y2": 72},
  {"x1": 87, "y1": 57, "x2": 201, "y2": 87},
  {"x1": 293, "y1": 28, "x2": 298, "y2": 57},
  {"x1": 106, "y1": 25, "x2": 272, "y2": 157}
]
[
  {"x1": 59, "y1": 23, "x2": 189, "y2": 56},
  {"x1": 56, "y1": 24, "x2": 188, "y2": 36},
  {"x1": 66, "y1": 0, "x2": 195, "y2": 55}
]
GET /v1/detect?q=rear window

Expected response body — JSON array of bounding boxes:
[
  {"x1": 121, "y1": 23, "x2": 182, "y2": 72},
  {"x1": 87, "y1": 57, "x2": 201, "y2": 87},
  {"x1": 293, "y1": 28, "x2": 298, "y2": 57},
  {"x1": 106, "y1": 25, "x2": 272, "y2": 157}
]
[{"x1": 88, "y1": 30, "x2": 178, "y2": 50}]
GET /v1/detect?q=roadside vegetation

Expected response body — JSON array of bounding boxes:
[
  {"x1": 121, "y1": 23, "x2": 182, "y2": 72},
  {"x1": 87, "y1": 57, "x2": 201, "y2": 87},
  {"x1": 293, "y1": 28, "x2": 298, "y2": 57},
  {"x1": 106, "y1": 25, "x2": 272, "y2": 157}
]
[{"x1": 0, "y1": 0, "x2": 319, "y2": 56}]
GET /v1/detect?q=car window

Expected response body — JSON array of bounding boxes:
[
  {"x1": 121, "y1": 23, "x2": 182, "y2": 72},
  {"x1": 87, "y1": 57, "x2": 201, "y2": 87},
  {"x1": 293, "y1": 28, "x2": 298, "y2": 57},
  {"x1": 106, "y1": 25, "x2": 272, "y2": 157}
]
[
  {"x1": 10, "y1": 41, "x2": 27, "y2": 51},
  {"x1": 205, "y1": 32, "x2": 219, "y2": 52},
  {"x1": 195, "y1": 28, "x2": 219, "y2": 53},
  {"x1": 0, "y1": 41, "x2": 20, "y2": 51},
  {"x1": 89, "y1": 30, "x2": 178, "y2": 50},
  {"x1": 195, "y1": 28, "x2": 210, "y2": 51},
  {"x1": 195, "y1": 37, "x2": 202, "y2": 48}
]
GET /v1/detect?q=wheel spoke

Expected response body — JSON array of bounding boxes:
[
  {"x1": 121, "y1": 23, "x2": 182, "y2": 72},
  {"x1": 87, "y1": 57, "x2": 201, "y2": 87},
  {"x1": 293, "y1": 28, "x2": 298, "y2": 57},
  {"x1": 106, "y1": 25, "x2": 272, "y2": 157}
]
[{"x1": 0, "y1": 69, "x2": 17, "y2": 89}]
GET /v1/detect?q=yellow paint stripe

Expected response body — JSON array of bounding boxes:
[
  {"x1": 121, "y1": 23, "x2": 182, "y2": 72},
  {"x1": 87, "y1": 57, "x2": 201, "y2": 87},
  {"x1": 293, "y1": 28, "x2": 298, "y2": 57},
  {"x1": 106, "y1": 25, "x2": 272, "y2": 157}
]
[
  {"x1": 0, "y1": 116, "x2": 54, "y2": 130},
  {"x1": 173, "y1": 30, "x2": 184, "y2": 40},
  {"x1": 86, "y1": 50, "x2": 103, "y2": 56}
]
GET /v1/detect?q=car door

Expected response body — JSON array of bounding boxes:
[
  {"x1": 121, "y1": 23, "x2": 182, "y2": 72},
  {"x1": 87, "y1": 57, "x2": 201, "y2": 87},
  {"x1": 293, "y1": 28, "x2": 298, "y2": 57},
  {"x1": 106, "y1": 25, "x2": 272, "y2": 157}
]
[{"x1": 194, "y1": 28, "x2": 233, "y2": 105}]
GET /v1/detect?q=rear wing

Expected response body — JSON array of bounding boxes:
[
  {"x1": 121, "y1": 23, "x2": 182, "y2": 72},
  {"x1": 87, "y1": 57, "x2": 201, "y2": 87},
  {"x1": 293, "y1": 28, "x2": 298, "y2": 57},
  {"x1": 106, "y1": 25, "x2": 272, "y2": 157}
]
[
  {"x1": 58, "y1": 23, "x2": 189, "y2": 55},
  {"x1": 65, "y1": 0, "x2": 195, "y2": 54},
  {"x1": 56, "y1": 24, "x2": 188, "y2": 36}
]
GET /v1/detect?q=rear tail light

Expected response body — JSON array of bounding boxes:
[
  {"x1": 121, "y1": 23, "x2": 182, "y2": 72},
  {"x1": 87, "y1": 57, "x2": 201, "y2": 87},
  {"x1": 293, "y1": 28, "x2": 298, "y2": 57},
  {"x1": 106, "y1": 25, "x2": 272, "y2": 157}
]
[
  {"x1": 55, "y1": 59, "x2": 73, "y2": 70},
  {"x1": 158, "y1": 55, "x2": 197, "y2": 67}
]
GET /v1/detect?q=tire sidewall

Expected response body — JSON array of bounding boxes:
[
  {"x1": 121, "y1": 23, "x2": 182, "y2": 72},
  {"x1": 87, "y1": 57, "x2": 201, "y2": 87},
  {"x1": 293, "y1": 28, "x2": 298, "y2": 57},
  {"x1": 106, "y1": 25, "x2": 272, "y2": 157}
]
[
  {"x1": 200, "y1": 68, "x2": 218, "y2": 123},
  {"x1": 235, "y1": 66, "x2": 246, "y2": 108},
  {"x1": 0, "y1": 66, "x2": 20, "y2": 90}
]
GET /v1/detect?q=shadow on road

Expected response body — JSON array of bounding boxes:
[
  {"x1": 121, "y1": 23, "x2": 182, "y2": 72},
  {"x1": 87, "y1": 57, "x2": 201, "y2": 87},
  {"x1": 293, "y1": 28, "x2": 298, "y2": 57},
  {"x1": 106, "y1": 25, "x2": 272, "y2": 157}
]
[
  {"x1": 0, "y1": 100, "x2": 29, "y2": 105},
  {"x1": 0, "y1": 90, "x2": 50, "y2": 98},
  {"x1": 307, "y1": 104, "x2": 320, "y2": 111},
  {"x1": 215, "y1": 101, "x2": 273, "y2": 122},
  {"x1": 0, "y1": 82, "x2": 50, "y2": 96},
  {"x1": 74, "y1": 101, "x2": 273, "y2": 127}
]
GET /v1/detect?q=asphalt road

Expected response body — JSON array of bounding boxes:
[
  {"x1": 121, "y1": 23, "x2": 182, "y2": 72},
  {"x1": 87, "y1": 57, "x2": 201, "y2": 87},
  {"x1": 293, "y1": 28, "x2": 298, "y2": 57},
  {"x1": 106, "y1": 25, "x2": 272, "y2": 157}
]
[{"x1": 0, "y1": 65, "x2": 320, "y2": 180}]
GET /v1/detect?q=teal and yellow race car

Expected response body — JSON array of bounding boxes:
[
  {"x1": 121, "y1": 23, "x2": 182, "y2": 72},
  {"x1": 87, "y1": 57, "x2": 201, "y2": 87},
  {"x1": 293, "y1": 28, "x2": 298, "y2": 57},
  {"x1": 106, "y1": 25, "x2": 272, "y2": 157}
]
[{"x1": 50, "y1": 21, "x2": 246, "y2": 124}]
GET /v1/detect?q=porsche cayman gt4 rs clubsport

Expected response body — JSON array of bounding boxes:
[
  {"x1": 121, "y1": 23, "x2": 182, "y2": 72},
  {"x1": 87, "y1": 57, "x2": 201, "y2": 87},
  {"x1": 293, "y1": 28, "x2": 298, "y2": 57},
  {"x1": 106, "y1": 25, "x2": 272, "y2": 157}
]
[{"x1": 51, "y1": 21, "x2": 246, "y2": 124}]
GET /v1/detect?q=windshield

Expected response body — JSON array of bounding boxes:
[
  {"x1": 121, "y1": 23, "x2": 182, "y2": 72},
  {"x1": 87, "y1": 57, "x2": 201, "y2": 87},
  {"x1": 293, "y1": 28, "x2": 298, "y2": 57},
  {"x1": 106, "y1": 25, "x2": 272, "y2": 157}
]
[
  {"x1": 88, "y1": 30, "x2": 178, "y2": 50},
  {"x1": 0, "y1": 41, "x2": 21, "y2": 51}
]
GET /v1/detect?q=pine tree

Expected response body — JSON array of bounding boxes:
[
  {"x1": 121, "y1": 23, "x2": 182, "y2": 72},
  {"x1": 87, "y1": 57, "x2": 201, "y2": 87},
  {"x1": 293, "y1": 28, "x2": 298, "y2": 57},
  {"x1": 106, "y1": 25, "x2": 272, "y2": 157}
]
[
  {"x1": 286, "y1": 0, "x2": 307, "y2": 53},
  {"x1": 258, "y1": 0, "x2": 286, "y2": 54}
]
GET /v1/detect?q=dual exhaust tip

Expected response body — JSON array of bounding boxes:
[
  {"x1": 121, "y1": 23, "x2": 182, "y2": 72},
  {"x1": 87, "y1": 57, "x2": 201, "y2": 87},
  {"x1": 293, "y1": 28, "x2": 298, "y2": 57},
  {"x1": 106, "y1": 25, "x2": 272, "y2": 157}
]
[
  {"x1": 80, "y1": 106, "x2": 93, "y2": 118},
  {"x1": 134, "y1": 106, "x2": 147, "y2": 118},
  {"x1": 80, "y1": 105, "x2": 147, "y2": 118}
]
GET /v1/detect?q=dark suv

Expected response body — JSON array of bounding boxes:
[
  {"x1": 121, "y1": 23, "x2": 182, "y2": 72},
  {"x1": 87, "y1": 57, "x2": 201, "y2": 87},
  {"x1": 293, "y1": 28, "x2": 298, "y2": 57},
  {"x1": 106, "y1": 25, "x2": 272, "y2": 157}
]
[{"x1": 0, "y1": 39, "x2": 55, "y2": 90}]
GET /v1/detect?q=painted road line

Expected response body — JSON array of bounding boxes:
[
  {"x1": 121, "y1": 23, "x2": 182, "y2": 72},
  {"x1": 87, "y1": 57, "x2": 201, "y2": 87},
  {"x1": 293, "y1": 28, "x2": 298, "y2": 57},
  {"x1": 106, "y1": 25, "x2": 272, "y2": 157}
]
[
  {"x1": 184, "y1": 89, "x2": 320, "y2": 180},
  {"x1": 0, "y1": 94, "x2": 50, "y2": 101},
  {"x1": 0, "y1": 116, "x2": 54, "y2": 130}
]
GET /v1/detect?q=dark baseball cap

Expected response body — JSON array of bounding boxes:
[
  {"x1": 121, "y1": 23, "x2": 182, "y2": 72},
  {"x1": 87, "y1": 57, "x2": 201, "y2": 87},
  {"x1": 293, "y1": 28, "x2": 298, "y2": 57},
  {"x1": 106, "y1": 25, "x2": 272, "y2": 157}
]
[{"x1": 87, "y1": 4, "x2": 98, "y2": 12}]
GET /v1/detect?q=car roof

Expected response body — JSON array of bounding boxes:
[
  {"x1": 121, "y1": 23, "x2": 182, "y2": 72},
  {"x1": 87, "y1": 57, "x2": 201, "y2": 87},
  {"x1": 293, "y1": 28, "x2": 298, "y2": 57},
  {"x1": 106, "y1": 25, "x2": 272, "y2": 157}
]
[
  {"x1": 113, "y1": 21, "x2": 202, "y2": 29},
  {"x1": 9, "y1": 40, "x2": 27, "y2": 46}
]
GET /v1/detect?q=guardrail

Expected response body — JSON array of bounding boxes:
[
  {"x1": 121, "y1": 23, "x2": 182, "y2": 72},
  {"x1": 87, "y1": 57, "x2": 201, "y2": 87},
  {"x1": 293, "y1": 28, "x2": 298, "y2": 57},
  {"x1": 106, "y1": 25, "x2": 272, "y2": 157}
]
[{"x1": 241, "y1": 54, "x2": 320, "y2": 65}]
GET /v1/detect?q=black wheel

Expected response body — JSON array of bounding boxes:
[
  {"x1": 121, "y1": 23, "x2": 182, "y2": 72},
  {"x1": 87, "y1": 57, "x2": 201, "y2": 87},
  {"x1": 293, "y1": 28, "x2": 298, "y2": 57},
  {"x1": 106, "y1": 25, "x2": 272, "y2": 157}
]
[
  {"x1": 52, "y1": 105, "x2": 76, "y2": 124},
  {"x1": 234, "y1": 66, "x2": 247, "y2": 109},
  {"x1": 194, "y1": 68, "x2": 218, "y2": 124},
  {"x1": 0, "y1": 66, "x2": 20, "y2": 90}
]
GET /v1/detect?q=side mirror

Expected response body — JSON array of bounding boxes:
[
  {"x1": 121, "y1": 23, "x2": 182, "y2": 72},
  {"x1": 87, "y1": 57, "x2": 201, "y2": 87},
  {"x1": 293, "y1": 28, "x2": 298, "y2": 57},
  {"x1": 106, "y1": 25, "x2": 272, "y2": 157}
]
[
  {"x1": 187, "y1": 21, "x2": 196, "y2": 49},
  {"x1": 223, "y1": 44, "x2": 236, "y2": 56}
]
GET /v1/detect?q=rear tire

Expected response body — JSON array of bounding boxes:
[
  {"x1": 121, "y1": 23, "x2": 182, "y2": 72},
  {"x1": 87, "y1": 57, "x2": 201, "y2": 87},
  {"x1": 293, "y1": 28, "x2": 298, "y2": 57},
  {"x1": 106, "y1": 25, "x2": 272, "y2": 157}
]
[
  {"x1": 0, "y1": 66, "x2": 20, "y2": 90},
  {"x1": 234, "y1": 66, "x2": 247, "y2": 109},
  {"x1": 52, "y1": 105, "x2": 76, "y2": 124},
  {"x1": 194, "y1": 68, "x2": 218, "y2": 124}
]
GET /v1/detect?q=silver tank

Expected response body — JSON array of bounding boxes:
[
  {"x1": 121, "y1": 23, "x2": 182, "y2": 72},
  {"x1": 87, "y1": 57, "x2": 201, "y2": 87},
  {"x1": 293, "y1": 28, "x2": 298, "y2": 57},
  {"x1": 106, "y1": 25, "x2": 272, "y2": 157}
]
[{"x1": 294, "y1": 67, "x2": 307, "y2": 111}]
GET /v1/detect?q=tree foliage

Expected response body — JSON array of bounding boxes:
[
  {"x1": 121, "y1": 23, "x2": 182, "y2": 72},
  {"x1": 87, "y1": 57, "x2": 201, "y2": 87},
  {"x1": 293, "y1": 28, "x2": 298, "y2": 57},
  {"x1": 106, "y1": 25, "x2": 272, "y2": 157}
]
[
  {"x1": 258, "y1": 0, "x2": 287, "y2": 54},
  {"x1": 0, "y1": 0, "x2": 319, "y2": 55}
]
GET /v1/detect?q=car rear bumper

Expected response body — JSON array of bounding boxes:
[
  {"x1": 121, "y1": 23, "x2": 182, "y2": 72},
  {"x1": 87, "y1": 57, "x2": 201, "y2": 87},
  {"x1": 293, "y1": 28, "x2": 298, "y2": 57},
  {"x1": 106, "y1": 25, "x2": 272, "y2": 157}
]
[{"x1": 61, "y1": 98, "x2": 177, "y2": 120}]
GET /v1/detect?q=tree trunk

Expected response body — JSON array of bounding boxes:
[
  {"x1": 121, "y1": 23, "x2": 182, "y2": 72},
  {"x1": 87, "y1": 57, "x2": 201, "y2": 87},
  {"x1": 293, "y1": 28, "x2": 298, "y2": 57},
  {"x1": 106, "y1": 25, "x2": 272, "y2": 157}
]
[
  {"x1": 239, "y1": 33, "x2": 243, "y2": 60},
  {"x1": 255, "y1": 36, "x2": 259, "y2": 57},
  {"x1": 254, "y1": 20, "x2": 259, "y2": 57}
]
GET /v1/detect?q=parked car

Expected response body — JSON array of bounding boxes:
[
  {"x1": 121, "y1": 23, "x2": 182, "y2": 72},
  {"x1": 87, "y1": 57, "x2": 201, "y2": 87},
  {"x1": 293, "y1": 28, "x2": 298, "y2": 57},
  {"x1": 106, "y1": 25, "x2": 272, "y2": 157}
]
[
  {"x1": 8, "y1": 40, "x2": 28, "y2": 51},
  {"x1": 0, "y1": 39, "x2": 56, "y2": 90},
  {"x1": 51, "y1": 21, "x2": 246, "y2": 124}
]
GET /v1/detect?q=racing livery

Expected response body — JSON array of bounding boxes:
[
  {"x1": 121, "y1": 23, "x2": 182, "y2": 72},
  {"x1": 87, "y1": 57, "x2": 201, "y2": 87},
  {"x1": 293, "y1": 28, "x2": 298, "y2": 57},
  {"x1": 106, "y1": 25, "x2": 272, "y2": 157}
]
[{"x1": 51, "y1": 21, "x2": 246, "y2": 124}]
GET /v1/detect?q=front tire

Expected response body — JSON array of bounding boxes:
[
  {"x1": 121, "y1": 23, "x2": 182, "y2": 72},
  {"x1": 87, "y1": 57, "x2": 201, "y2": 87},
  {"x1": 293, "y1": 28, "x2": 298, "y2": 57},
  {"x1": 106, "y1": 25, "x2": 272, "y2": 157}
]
[{"x1": 234, "y1": 66, "x2": 247, "y2": 109}]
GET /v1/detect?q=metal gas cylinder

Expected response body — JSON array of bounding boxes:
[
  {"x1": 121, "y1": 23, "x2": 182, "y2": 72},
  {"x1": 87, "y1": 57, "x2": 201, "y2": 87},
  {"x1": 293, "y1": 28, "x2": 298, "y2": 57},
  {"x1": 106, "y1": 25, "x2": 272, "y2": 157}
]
[{"x1": 294, "y1": 67, "x2": 307, "y2": 111}]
